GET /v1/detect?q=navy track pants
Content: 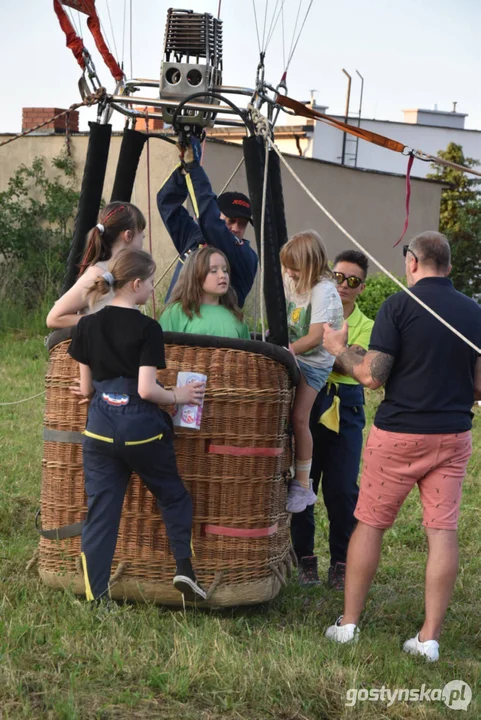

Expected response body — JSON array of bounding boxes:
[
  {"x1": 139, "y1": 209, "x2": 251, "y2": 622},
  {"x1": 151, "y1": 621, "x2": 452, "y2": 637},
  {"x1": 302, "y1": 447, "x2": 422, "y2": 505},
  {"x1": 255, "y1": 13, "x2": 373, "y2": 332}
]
[{"x1": 81, "y1": 379, "x2": 192, "y2": 600}]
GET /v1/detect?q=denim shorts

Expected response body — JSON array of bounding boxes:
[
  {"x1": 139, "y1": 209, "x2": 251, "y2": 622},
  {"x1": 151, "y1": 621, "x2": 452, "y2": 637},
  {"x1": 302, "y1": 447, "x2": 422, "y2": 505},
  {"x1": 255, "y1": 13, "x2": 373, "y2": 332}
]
[{"x1": 297, "y1": 359, "x2": 332, "y2": 392}]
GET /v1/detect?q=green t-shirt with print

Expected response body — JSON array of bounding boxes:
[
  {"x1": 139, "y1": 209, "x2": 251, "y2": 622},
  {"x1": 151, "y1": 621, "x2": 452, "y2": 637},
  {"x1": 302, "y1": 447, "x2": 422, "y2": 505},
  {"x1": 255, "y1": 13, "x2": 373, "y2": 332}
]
[{"x1": 160, "y1": 302, "x2": 250, "y2": 340}]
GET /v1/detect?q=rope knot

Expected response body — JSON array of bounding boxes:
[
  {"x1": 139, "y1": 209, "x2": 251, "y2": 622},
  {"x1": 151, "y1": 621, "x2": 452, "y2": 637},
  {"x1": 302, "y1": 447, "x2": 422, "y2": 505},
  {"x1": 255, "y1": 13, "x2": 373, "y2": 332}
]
[{"x1": 247, "y1": 104, "x2": 270, "y2": 139}]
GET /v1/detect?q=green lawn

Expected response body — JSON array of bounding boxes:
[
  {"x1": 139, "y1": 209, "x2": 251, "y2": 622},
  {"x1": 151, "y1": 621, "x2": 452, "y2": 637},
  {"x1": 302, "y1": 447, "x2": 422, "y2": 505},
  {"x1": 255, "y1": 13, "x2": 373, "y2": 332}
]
[{"x1": 0, "y1": 329, "x2": 479, "y2": 719}]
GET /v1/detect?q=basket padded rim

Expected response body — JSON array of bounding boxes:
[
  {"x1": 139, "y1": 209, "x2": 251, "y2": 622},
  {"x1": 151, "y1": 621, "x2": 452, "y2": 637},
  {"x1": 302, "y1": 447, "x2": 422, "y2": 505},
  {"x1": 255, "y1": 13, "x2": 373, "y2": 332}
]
[{"x1": 46, "y1": 327, "x2": 300, "y2": 384}]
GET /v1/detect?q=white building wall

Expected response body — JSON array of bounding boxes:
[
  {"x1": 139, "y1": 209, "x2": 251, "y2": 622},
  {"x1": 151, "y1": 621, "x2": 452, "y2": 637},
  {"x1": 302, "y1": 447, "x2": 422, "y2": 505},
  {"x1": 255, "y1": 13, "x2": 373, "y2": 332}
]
[
  {"x1": 313, "y1": 118, "x2": 481, "y2": 178},
  {"x1": 275, "y1": 116, "x2": 481, "y2": 178}
]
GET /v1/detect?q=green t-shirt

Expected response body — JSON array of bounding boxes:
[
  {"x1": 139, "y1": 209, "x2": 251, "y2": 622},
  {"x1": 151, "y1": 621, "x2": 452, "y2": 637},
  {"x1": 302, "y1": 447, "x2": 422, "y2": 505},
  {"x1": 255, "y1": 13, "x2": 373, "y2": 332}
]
[
  {"x1": 329, "y1": 303, "x2": 374, "y2": 386},
  {"x1": 160, "y1": 302, "x2": 251, "y2": 340}
]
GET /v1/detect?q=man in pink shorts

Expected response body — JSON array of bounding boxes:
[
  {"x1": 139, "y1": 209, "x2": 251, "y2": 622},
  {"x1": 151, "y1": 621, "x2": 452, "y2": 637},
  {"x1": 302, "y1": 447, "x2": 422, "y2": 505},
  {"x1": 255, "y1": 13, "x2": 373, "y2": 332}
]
[{"x1": 322, "y1": 231, "x2": 481, "y2": 661}]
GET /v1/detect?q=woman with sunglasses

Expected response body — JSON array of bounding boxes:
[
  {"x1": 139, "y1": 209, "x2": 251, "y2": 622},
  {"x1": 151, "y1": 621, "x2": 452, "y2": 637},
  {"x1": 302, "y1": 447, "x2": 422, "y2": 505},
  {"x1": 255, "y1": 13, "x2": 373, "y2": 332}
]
[{"x1": 291, "y1": 250, "x2": 374, "y2": 590}]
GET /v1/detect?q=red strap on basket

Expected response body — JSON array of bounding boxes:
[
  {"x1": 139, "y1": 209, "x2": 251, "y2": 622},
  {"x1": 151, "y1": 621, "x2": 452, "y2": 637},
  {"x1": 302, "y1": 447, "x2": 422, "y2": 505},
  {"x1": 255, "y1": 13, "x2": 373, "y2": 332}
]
[
  {"x1": 206, "y1": 441, "x2": 283, "y2": 457},
  {"x1": 203, "y1": 522, "x2": 279, "y2": 538}
]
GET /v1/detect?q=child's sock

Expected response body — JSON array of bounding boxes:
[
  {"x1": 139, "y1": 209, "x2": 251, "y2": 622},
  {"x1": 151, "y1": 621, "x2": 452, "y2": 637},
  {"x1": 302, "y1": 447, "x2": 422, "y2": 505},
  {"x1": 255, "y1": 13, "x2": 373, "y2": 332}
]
[{"x1": 295, "y1": 459, "x2": 312, "y2": 489}]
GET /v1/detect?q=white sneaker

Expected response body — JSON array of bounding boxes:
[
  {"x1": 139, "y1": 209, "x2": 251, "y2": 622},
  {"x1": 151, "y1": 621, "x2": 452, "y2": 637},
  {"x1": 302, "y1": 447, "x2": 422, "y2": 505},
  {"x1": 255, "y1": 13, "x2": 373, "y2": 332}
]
[
  {"x1": 325, "y1": 615, "x2": 360, "y2": 644},
  {"x1": 403, "y1": 633, "x2": 439, "y2": 662},
  {"x1": 286, "y1": 479, "x2": 317, "y2": 513}
]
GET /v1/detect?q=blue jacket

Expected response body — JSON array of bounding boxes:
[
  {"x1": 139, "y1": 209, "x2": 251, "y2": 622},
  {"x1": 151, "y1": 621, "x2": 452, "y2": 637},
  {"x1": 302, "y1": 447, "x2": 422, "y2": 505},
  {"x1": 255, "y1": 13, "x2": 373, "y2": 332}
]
[{"x1": 157, "y1": 164, "x2": 258, "y2": 307}]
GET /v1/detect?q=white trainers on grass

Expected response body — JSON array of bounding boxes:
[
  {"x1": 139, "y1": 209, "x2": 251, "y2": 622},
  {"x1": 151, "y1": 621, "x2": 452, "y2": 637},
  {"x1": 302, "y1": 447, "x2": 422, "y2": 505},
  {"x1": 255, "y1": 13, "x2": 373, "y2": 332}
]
[
  {"x1": 286, "y1": 479, "x2": 317, "y2": 513},
  {"x1": 403, "y1": 633, "x2": 439, "y2": 662},
  {"x1": 325, "y1": 615, "x2": 360, "y2": 644}
]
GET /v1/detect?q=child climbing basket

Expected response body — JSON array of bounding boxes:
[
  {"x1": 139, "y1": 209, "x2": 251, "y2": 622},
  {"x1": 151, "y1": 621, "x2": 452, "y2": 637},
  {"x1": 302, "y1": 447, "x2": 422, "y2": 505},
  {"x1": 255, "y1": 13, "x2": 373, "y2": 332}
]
[{"x1": 38, "y1": 330, "x2": 299, "y2": 607}]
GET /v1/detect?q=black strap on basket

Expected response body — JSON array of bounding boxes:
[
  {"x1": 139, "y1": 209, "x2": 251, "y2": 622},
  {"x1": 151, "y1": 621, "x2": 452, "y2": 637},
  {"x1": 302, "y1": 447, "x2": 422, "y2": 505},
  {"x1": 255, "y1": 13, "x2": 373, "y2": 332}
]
[{"x1": 35, "y1": 509, "x2": 84, "y2": 540}]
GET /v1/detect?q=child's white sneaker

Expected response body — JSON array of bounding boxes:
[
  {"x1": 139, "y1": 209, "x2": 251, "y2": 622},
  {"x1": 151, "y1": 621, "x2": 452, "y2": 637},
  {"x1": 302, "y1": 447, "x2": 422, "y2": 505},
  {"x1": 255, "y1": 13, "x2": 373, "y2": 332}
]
[
  {"x1": 403, "y1": 633, "x2": 439, "y2": 662},
  {"x1": 325, "y1": 615, "x2": 360, "y2": 644},
  {"x1": 286, "y1": 479, "x2": 317, "y2": 513}
]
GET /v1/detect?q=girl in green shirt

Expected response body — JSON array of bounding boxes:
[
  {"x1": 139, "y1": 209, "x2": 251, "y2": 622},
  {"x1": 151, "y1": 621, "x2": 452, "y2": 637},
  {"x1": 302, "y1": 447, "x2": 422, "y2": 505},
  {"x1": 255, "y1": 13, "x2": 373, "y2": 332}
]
[{"x1": 160, "y1": 246, "x2": 250, "y2": 339}]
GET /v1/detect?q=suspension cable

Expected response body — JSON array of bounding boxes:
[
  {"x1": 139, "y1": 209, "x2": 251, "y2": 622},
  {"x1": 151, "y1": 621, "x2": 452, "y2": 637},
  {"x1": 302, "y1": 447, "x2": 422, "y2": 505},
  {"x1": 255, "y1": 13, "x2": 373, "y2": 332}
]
[
  {"x1": 259, "y1": 138, "x2": 270, "y2": 342},
  {"x1": 264, "y1": 0, "x2": 279, "y2": 49},
  {"x1": 129, "y1": 0, "x2": 133, "y2": 78},
  {"x1": 105, "y1": 0, "x2": 120, "y2": 61},
  {"x1": 252, "y1": 0, "x2": 262, "y2": 54},
  {"x1": 281, "y1": 2, "x2": 286, "y2": 69},
  {"x1": 265, "y1": 0, "x2": 286, "y2": 53},
  {"x1": 144, "y1": 110, "x2": 156, "y2": 319},
  {"x1": 121, "y1": 0, "x2": 127, "y2": 67},
  {"x1": 285, "y1": 0, "x2": 314, "y2": 73},
  {"x1": 286, "y1": 0, "x2": 303, "y2": 66},
  {"x1": 261, "y1": 0, "x2": 269, "y2": 51}
]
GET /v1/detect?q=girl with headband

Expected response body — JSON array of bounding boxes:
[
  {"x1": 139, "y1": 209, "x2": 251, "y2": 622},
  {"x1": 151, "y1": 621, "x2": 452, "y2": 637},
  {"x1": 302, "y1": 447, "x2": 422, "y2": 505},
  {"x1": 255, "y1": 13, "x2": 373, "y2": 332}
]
[{"x1": 46, "y1": 202, "x2": 146, "y2": 329}]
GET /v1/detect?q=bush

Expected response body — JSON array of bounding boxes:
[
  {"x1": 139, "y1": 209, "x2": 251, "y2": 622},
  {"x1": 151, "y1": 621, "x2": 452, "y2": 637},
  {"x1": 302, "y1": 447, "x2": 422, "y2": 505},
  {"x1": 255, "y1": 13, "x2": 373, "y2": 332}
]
[
  {"x1": 357, "y1": 272, "x2": 405, "y2": 320},
  {"x1": 0, "y1": 152, "x2": 79, "y2": 312}
]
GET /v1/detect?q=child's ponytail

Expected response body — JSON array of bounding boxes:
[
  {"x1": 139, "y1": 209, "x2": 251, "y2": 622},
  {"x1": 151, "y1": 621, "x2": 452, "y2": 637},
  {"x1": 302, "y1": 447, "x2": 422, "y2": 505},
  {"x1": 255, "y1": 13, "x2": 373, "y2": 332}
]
[
  {"x1": 78, "y1": 202, "x2": 146, "y2": 276},
  {"x1": 86, "y1": 249, "x2": 156, "y2": 308}
]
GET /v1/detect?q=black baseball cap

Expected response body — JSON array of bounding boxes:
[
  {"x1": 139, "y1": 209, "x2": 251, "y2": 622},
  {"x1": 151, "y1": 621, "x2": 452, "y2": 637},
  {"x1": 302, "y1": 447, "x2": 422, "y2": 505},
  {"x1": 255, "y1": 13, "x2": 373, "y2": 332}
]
[{"x1": 217, "y1": 191, "x2": 253, "y2": 224}]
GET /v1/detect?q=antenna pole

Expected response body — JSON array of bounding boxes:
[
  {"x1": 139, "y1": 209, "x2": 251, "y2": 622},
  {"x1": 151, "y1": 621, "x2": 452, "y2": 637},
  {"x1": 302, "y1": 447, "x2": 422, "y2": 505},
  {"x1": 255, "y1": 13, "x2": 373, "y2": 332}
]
[{"x1": 341, "y1": 68, "x2": 352, "y2": 166}]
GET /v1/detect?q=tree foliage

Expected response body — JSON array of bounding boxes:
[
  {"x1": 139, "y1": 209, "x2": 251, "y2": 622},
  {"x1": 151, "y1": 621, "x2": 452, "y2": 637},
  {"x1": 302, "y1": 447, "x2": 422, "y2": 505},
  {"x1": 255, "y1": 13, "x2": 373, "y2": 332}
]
[
  {"x1": 356, "y1": 272, "x2": 405, "y2": 320},
  {"x1": 0, "y1": 152, "x2": 79, "y2": 307},
  {"x1": 427, "y1": 142, "x2": 481, "y2": 297}
]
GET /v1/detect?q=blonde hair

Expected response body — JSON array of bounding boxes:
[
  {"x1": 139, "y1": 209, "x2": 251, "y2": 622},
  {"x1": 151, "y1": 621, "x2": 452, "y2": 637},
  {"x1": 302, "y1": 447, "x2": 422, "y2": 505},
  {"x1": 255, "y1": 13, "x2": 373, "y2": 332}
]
[
  {"x1": 87, "y1": 248, "x2": 156, "y2": 308},
  {"x1": 280, "y1": 230, "x2": 332, "y2": 295},
  {"x1": 166, "y1": 245, "x2": 243, "y2": 321}
]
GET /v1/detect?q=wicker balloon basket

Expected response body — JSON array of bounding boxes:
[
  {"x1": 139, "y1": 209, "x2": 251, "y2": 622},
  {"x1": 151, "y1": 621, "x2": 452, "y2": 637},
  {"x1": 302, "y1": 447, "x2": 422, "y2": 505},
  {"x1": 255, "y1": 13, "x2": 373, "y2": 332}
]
[{"x1": 38, "y1": 330, "x2": 298, "y2": 607}]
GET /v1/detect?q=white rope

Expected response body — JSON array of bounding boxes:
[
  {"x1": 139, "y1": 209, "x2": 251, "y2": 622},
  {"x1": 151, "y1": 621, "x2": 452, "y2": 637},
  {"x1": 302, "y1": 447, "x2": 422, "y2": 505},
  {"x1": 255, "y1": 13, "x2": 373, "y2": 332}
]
[
  {"x1": 0, "y1": 391, "x2": 45, "y2": 407},
  {"x1": 154, "y1": 254, "x2": 179, "y2": 289},
  {"x1": 219, "y1": 156, "x2": 245, "y2": 195},
  {"x1": 269, "y1": 139, "x2": 481, "y2": 355},
  {"x1": 253, "y1": 271, "x2": 259, "y2": 337},
  {"x1": 259, "y1": 137, "x2": 270, "y2": 342}
]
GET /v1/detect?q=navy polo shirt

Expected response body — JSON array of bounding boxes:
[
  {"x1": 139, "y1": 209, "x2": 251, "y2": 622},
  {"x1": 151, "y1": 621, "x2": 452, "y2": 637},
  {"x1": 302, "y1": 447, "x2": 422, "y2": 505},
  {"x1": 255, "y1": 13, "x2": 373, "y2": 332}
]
[{"x1": 370, "y1": 277, "x2": 481, "y2": 434}]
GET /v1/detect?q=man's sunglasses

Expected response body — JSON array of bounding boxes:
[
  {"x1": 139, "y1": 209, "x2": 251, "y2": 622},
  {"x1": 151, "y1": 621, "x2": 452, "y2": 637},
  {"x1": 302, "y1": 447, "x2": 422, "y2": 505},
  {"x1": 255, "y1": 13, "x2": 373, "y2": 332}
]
[
  {"x1": 333, "y1": 271, "x2": 363, "y2": 289},
  {"x1": 403, "y1": 245, "x2": 419, "y2": 262}
]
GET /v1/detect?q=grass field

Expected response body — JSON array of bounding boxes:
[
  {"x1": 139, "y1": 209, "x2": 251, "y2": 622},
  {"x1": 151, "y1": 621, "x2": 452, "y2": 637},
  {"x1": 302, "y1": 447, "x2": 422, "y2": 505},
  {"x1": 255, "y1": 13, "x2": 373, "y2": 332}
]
[{"x1": 0, "y1": 327, "x2": 479, "y2": 719}]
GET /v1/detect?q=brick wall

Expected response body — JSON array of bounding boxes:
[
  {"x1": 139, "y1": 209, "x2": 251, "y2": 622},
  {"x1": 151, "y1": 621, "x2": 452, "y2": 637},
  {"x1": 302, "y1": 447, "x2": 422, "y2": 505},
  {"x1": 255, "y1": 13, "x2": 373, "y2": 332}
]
[
  {"x1": 135, "y1": 107, "x2": 164, "y2": 132},
  {"x1": 22, "y1": 108, "x2": 80, "y2": 134}
]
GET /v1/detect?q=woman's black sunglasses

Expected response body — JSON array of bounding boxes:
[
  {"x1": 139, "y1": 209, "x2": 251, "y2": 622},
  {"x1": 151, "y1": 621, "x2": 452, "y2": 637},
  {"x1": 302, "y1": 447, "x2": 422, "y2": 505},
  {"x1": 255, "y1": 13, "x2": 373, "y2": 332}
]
[{"x1": 334, "y1": 271, "x2": 363, "y2": 289}]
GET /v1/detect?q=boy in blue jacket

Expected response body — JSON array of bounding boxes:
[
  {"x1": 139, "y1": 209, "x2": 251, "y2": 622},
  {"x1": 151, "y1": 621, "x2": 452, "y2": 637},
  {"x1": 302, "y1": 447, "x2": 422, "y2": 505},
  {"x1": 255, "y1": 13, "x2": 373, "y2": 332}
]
[{"x1": 157, "y1": 136, "x2": 258, "y2": 307}]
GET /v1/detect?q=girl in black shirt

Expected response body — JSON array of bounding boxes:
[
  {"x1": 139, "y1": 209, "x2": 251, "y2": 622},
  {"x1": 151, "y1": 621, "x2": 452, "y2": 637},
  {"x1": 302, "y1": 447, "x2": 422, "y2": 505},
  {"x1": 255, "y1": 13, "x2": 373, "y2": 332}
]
[{"x1": 69, "y1": 248, "x2": 206, "y2": 603}]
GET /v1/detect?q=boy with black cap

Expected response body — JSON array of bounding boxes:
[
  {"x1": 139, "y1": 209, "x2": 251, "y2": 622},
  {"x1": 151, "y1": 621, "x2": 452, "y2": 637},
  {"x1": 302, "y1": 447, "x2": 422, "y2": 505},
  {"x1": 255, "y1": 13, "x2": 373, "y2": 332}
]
[{"x1": 157, "y1": 136, "x2": 258, "y2": 307}]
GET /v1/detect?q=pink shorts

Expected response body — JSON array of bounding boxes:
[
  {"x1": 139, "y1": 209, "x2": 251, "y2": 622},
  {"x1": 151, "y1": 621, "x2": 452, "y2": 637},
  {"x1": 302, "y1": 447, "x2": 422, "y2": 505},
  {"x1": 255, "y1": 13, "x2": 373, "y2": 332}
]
[{"x1": 355, "y1": 425, "x2": 472, "y2": 531}]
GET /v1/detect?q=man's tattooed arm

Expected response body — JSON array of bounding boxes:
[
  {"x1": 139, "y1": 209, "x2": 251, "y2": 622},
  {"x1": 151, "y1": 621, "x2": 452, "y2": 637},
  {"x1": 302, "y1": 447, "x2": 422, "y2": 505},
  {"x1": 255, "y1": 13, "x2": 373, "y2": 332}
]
[{"x1": 335, "y1": 348, "x2": 394, "y2": 389}]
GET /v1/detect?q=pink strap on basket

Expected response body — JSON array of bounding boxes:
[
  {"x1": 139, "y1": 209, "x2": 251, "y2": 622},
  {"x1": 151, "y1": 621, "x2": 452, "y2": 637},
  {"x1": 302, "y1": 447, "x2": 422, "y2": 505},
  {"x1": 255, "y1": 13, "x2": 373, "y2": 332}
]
[
  {"x1": 203, "y1": 522, "x2": 279, "y2": 538},
  {"x1": 206, "y1": 441, "x2": 283, "y2": 457}
]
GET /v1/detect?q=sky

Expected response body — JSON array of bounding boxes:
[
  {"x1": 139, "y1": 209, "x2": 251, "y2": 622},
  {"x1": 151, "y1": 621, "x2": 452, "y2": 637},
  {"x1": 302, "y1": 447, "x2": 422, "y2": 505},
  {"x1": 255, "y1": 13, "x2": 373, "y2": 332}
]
[{"x1": 1, "y1": 0, "x2": 480, "y2": 134}]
